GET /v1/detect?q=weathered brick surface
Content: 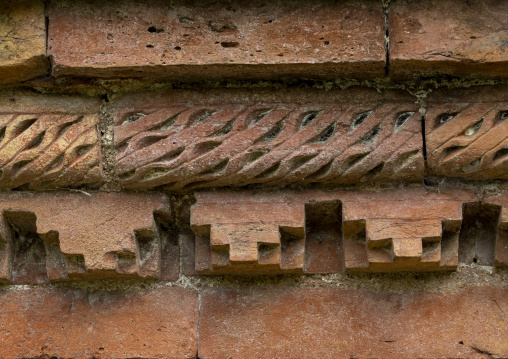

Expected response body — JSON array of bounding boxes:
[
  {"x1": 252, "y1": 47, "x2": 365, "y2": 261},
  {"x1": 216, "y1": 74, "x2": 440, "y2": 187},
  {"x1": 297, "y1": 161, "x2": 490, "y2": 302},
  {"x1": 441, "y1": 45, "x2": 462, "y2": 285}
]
[
  {"x1": 191, "y1": 191, "x2": 306, "y2": 274},
  {"x1": 199, "y1": 286, "x2": 508, "y2": 358},
  {"x1": 0, "y1": 94, "x2": 103, "y2": 189},
  {"x1": 341, "y1": 188, "x2": 476, "y2": 272},
  {"x1": 0, "y1": 0, "x2": 49, "y2": 83},
  {"x1": 113, "y1": 88, "x2": 423, "y2": 190},
  {"x1": 0, "y1": 192, "x2": 177, "y2": 283},
  {"x1": 0, "y1": 286, "x2": 198, "y2": 359},
  {"x1": 188, "y1": 188, "x2": 476, "y2": 274},
  {"x1": 390, "y1": 0, "x2": 508, "y2": 79},
  {"x1": 426, "y1": 86, "x2": 508, "y2": 180},
  {"x1": 48, "y1": 0, "x2": 385, "y2": 80}
]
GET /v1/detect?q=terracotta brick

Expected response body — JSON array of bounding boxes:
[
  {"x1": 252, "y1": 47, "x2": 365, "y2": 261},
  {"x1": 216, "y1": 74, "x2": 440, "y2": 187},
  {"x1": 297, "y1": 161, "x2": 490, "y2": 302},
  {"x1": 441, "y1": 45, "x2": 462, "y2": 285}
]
[
  {"x1": 191, "y1": 191, "x2": 306, "y2": 274},
  {"x1": 187, "y1": 188, "x2": 476, "y2": 274},
  {"x1": 199, "y1": 286, "x2": 508, "y2": 359},
  {"x1": 0, "y1": 0, "x2": 49, "y2": 83},
  {"x1": 112, "y1": 88, "x2": 423, "y2": 191},
  {"x1": 48, "y1": 0, "x2": 385, "y2": 80},
  {"x1": 483, "y1": 191, "x2": 508, "y2": 267},
  {"x1": 389, "y1": 0, "x2": 508, "y2": 79},
  {"x1": 0, "y1": 286, "x2": 198, "y2": 358},
  {"x1": 0, "y1": 94, "x2": 103, "y2": 189},
  {"x1": 426, "y1": 86, "x2": 508, "y2": 180},
  {"x1": 0, "y1": 191, "x2": 178, "y2": 283}
]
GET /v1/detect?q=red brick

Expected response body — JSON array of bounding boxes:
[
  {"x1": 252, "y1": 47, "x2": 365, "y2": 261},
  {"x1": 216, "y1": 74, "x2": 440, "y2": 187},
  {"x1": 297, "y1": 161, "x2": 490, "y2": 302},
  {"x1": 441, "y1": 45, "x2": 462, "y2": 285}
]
[
  {"x1": 48, "y1": 0, "x2": 385, "y2": 80},
  {"x1": 187, "y1": 188, "x2": 476, "y2": 274},
  {"x1": 389, "y1": 0, "x2": 508, "y2": 79},
  {"x1": 112, "y1": 88, "x2": 423, "y2": 191},
  {"x1": 0, "y1": 286, "x2": 198, "y2": 358},
  {"x1": 0, "y1": 191, "x2": 178, "y2": 283},
  {"x1": 199, "y1": 286, "x2": 508, "y2": 358},
  {"x1": 0, "y1": 0, "x2": 49, "y2": 83},
  {"x1": 426, "y1": 86, "x2": 508, "y2": 180},
  {"x1": 0, "y1": 94, "x2": 103, "y2": 189},
  {"x1": 483, "y1": 191, "x2": 508, "y2": 267}
]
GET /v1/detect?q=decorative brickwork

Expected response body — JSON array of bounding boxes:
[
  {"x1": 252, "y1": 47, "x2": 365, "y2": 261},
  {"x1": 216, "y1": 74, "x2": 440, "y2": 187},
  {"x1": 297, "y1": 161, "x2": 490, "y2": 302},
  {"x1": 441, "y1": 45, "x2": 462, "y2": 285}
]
[
  {"x1": 0, "y1": 95, "x2": 103, "y2": 189},
  {"x1": 0, "y1": 192, "x2": 175, "y2": 283},
  {"x1": 113, "y1": 89, "x2": 423, "y2": 190}
]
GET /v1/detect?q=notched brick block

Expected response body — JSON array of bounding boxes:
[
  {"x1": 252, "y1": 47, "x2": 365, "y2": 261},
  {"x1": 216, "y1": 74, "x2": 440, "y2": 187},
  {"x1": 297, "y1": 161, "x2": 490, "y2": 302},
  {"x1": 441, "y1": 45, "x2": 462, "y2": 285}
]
[
  {"x1": 0, "y1": 192, "x2": 179, "y2": 283},
  {"x1": 191, "y1": 192, "x2": 306, "y2": 274},
  {"x1": 342, "y1": 189, "x2": 476, "y2": 272},
  {"x1": 0, "y1": 95, "x2": 103, "y2": 189},
  {"x1": 426, "y1": 86, "x2": 508, "y2": 180},
  {"x1": 113, "y1": 88, "x2": 424, "y2": 191},
  {"x1": 187, "y1": 188, "x2": 476, "y2": 274}
]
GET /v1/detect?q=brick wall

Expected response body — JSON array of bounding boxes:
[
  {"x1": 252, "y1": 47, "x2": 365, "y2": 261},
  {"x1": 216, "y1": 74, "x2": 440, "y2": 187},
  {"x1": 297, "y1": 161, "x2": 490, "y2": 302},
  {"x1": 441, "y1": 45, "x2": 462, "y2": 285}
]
[{"x1": 0, "y1": 0, "x2": 507, "y2": 358}]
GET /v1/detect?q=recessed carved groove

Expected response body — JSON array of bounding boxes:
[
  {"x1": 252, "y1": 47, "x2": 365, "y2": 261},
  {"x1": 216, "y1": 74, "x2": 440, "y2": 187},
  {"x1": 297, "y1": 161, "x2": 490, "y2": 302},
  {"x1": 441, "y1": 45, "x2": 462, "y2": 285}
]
[
  {"x1": 299, "y1": 111, "x2": 320, "y2": 129},
  {"x1": 24, "y1": 131, "x2": 45, "y2": 150},
  {"x1": 12, "y1": 118, "x2": 37, "y2": 137},
  {"x1": 248, "y1": 109, "x2": 271, "y2": 128},
  {"x1": 459, "y1": 202, "x2": 498, "y2": 266},
  {"x1": 435, "y1": 113, "x2": 457, "y2": 127},
  {"x1": 200, "y1": 159, "x2": 229, "y2": 175},
  {"x1": 394, "y1": 112, "x2": 414, "y2": 131},
  {"x1": 304, "y1": 201, "x2": 342, "y2": 273},
  {"x1": 188, "y1": 109, "x2": 215, "y2": 127},
  {"x1": 122, "y1": 112, "x2": 146, "y2": 125},
  {"x1": 5, "y1": 211, "x2": 49, "y2": 284},
  {"x1": 211, "y1": 119, "x2": 236, "y2": 137},
  {"x1": 311, "y1": 122, "x2": 336, "y2": 143},
  {"x1": 493, "y1": 148, "x2": 508, "y2": 162},
  {"x1": 349, "y1": 111, "x2": 372, "y2": 132},
  {"x1": 359, "y1": 123, "x2": 382, "y2": 145},
  {"x1": 256, "y1": 119, "x2": 285, "y2": 143}
]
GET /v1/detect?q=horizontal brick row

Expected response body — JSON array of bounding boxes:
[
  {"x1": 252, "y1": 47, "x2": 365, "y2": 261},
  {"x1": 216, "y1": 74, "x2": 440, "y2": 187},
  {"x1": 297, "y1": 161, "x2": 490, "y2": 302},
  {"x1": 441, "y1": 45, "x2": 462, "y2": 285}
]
[
  {"x1": 113, "y1": 88, "x2": 424, "y2": 190},
  {"x1": 1, "y1": 188, "x2": 508, "y2": 283},
  {"x1": 2, "y1": 0, "x2": 508, "y2": 83},
  {"x1": 0, "y1": 87, "x2": 507, "y2": 188},
  {"x1": 0, "y1": 285, "x2": 506, "y2": 358}
]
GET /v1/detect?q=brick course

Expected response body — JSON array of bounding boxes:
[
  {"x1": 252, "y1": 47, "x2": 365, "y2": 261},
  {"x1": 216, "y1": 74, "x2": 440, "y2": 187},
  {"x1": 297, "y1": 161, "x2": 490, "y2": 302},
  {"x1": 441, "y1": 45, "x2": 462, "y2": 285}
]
[{"x1": 48, "y1": 0, "x2": 386, "y2": 81}]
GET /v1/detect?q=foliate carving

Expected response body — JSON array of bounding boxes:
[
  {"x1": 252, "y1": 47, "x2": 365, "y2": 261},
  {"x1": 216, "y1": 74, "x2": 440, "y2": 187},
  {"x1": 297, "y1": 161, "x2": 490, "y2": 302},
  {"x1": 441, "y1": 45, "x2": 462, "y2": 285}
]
[
  {"x1": 426, "y1": 89, "x2": 508, "y2": 180},
  {"x1": 189, "y1": 189, "x2": 476, "y2": 274},
  {"x1": 0, "y1": 95, "x2": 103, "y2": 189},
  {"x1": 113, "y1": 89, "x2": 424, "y2": 191},
  {"x1": 0, "y1": 192, "x2": 176, "y2": 283}
]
